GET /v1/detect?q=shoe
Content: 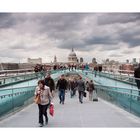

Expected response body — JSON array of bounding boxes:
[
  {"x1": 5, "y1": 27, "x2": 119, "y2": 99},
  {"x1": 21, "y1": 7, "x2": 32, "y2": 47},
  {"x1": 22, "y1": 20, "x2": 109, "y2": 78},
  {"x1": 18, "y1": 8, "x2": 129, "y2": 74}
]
[
  {"x1": 62, "y1": 102, "x2": 64, "y2": 105},
  {"x1": 39, "y1": 123, "x2": 43, "y2": 127},
  {"x1": 59, "y1": 101, "x2": 61, "y2": 104}
]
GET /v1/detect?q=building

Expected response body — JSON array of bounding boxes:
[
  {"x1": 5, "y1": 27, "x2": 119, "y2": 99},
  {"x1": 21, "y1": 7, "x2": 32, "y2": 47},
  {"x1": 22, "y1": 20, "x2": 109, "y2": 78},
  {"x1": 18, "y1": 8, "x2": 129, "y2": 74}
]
[
  {"x1": 0, "y1": 63, "x2": 19, "y2": 70},
  {"x1": 102, "y1": 59, "x2": 120, "y2": 72},
  {"x1": 27, "y1": 58, "x2": 42, "y2": 64},
  {"x1": 0, "y1": 49, "x2": 83, "y2": 70},
  {"x1": 120, "y1": 64, "x2": 134, "y2": 74},
  {"x1": 0, "y1": 63, "x2": 36, "y2": 70},
  {"x1": 68, "y1": 48, "x2": 78, "y2": 65}
]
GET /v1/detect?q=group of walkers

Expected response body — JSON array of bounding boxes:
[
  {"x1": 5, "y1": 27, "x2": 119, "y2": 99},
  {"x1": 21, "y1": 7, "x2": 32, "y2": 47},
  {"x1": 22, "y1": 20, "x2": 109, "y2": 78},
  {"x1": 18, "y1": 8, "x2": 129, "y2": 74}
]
[
  {"x1": 34, "y1": 73, "x2": 96, "y2": 127},
  {"x1": 56, "y1": 75, "x2": 96, "y2": 104},
  {"x1": 34, "y1": 62, "x2": 140, "y2": 127}
]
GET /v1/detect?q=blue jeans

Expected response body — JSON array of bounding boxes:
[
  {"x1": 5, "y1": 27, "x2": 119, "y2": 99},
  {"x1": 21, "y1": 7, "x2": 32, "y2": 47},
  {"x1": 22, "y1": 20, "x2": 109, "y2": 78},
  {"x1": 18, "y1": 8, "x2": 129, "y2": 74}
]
[
  {"x1": 71, "y1": 89, "x2": 76, "y2": 97},
  {"x1": 59, "y1": 89, "x2": 65, "y2": 103}
]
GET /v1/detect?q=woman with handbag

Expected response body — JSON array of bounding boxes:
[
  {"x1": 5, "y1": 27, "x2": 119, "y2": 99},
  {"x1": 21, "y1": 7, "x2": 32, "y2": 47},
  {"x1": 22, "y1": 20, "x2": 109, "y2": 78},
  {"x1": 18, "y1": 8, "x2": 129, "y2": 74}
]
[{"x1": 34, "y1": 80, "x2": 52, "y2": 127}]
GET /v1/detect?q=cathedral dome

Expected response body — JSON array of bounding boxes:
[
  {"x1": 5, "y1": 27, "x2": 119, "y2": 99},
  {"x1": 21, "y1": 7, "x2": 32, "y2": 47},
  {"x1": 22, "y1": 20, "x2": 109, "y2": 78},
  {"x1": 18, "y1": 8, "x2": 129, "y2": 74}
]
[
  {"x1": 68, "y1": 48, "x2": 78, "y2": 64},
  {"x1": 68, "y1": 48, "x2": 76, "y2": 57}
]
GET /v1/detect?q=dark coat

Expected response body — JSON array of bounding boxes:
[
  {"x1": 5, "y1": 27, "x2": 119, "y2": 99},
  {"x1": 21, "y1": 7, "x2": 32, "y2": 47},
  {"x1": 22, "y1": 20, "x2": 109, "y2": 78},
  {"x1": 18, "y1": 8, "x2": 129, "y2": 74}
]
[
  {"x1": 69, "y1": 81, "x2": 78, "y2": 90},
  {"x1": 88, "y1": 82, "x2": 95, "y2": 92},
  {"x1": 134, "y1": 67, "x2": 140, "y2": 78},
  {"x1": 134, "y1": 67, "x2": 140, "y2": 89},
  {"x1": 44, "y1": 77, "x2": 55, "y2": 92},
  {"x1": 56, "y1": 79, "x2": 67, "y2": 90},
  {"x1": 77, "y1": 80, "x2": 85, "y2": 91}
]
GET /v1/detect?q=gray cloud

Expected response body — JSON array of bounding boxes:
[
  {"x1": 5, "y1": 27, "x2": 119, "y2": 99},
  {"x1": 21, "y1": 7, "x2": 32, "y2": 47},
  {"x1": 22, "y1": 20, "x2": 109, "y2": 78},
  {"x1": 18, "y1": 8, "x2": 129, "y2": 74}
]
[
  {"x1": 99, "y1": 45, "x2": 120, "y2": 51},
  {"x1": 85, "y1": 35, "x2": 118, "y2": 45},
  {"x1": 0, "y1": 13, "x2": 140, "y2": 63},
  {"x1": 119, "y1": 30, "x2": 140, "y2": 47},
  {"x1": 122, "y1": 50, "x2": 134, "y2": 54},
  {"x1": 97, "y1": 13, "x2": 140, "y2": 25},
  {"x1": 109, "y1": 54, "x2": 123, "y2": 57},
  {"x1": 0, "y1": 13, "x2": 15, "y2": 28}
]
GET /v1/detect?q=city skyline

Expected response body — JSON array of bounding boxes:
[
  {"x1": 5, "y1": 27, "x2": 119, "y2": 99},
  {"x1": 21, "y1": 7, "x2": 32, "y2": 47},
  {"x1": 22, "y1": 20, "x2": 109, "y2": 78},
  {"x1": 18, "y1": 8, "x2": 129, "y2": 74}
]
[{"x1": 0, "y1": 13, "x2": 140, "y2": 63}]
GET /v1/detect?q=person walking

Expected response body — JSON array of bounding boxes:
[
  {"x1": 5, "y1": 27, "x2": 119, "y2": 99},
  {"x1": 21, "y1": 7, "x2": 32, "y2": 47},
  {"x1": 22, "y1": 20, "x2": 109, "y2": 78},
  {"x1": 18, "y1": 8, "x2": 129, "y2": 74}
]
[
  {"x1": 77, "y1": 77, "x2": 85, "y2": 104},
  {"x1": 86, "y1": 81, "x2": 89, "y2": 91},
  {"x1": 69, "y1": 78, "x2": 78, "y2": 98},
  {"x1": 56, "y1": 74, "x2": 68, "y2": 104},
  {"x1": 44, "y1": 73, "x2": 55, "y2": 97},
  {"x1": 94, "y1": 66, "x2": 98, "y2": 77},
  {"x1": 34, "y1": 80, "x2": 52, "y2": 127},
  {"x1": 134, "y1": 64, "x2": 140, "y2": 100},
  {"x1": 88, "y1": 80, "x2": 95, "y2": 101}
]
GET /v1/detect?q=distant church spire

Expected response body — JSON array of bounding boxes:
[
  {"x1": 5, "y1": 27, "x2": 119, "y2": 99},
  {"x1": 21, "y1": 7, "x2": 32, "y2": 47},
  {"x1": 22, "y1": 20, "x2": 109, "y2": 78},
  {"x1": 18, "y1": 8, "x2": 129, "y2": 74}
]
[
  {"x1": 72, "y1": 48, "x2": 74, "y2": 52},
  {"x1": 54, "y1": 55, "x2": 57, "y2": 63}
]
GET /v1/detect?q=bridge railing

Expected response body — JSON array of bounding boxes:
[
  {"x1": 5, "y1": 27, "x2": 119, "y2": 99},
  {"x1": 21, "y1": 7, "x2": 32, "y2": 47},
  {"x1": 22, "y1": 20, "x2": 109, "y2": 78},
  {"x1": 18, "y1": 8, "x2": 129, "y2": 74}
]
[
  {"x1": 0, "y1": 69, "x2": 34, "y2": 77},
  {"x1": 78, "y1": 69, "x2": 140, "y2": 116},
  {"x1": 0, "y1": 72, "x2": 44, "y2": 87},
  {"x1": 0, "y1": 74, "x2": 61, "y2": 119},
  {"x1": 0, "y1": 70, "x2": 63, "y2": 87},
  {"x1": 0, "y1": 86, "x2": 36, "y2": 119},
  {"x1": 81, "y1": 69, "x2": 140, "y2": 87},
  {"x1": 95, "y1": 84, "x2": 140, "y2": 117}
]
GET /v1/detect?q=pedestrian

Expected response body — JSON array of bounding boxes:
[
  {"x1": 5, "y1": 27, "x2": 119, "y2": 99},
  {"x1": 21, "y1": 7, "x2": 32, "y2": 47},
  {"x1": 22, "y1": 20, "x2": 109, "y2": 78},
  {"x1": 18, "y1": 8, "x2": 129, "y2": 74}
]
[
  {"x1": 86, "y1": 81, "x2": 89, "y2": 90},
  {"x1": 34, "y1": 80, "x2": 52, "y2": 127},
  {"x1": 88, "y1": 80, "x2": 95, "y2": 101},
  {"x1": 69, "y1": 65, "x2": 71, "y2": 71},
  {"x1": 73, "y1": 78, "x2": 78, "y2": 96},
  {"x1": 69, "y1": 78, "x2": 78, "y2": 98},
  {"x1": 44, "y1": 73, "x2": 55, "y2": 97},
  {"x1": 134, "y1": 64, "x2": 140, "y2": 100},
  {"x1": 74, "y1": 65, "x2": 77, "y2": 71},
  {"x1": 56, "y1": 74, "x2": 68, "y2": 104},
  {"x1": 94, "y1": 66, "x2": 98, "y2": 77},
  {"x1": 77, "y1": 76, "x2": 85, "y2": 104}
]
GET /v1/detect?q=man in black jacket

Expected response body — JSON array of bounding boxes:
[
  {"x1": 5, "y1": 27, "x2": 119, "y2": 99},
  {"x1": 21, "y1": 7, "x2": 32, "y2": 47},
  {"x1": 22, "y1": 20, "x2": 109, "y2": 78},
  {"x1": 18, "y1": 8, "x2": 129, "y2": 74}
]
[
  {"x1": 134, "y1": 64, "x2": 140, "y2": 100},
  {"x1": 56, "y1": 74, "x2": 67, "y2": 104},
  {"x1": 44, "y1": 73, "x2": 55, "y2": 97}
]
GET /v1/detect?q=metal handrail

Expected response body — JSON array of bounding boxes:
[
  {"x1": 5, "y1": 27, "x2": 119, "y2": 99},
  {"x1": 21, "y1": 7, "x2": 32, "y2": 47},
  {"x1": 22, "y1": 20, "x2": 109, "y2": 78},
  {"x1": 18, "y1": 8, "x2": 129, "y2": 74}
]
[
  {"x1": 95, "y1": 85, "x2": 139, "y2": 97},
  {"x1": 0, "y1": 86, "x2": 36, "y2": 97},
  {"x1": 95, "y1": 84, "x2": 139, "y2": 92},
  {"x1": 84, "y1": 69, "x2": 140, "y2": 83},
  {"x1": 0, "y1": 68, "x2": 34, "y2": 73},
  {"x1": 0, "y1": 77, "x2": 59, "y2": 96}
]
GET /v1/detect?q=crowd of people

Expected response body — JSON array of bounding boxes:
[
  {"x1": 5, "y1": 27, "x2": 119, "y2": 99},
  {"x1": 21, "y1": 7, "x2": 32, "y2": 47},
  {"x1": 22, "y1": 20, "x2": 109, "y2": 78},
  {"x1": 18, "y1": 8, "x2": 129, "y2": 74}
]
[
  {"x1": 34, "y1": 73, "x2": 96, "y2": 127},
  {"x1": 34, "y1": 63, "x2": 140, "y2": 127},
  {"x1": 33, "y1": 64, "x2": 100, "y2": 73},
  {"x1": 34, "y1": 64, "x2": 45, "y2": 73}
]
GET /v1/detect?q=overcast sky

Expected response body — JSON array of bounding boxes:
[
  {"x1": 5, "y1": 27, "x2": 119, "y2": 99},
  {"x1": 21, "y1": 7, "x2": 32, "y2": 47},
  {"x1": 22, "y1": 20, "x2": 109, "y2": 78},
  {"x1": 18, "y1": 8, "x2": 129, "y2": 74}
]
[{"x1": 0, "y1": 13, "x2": 140, "y2": 63}]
